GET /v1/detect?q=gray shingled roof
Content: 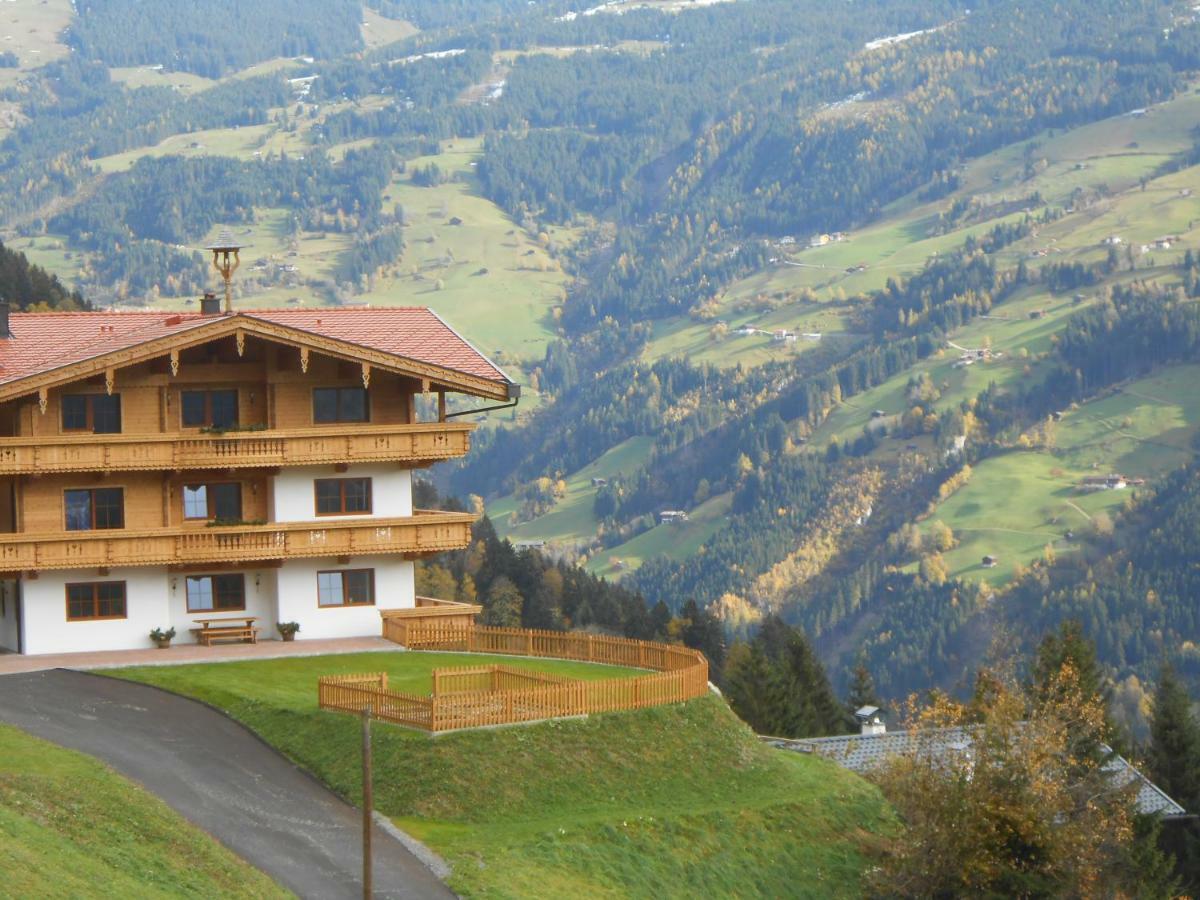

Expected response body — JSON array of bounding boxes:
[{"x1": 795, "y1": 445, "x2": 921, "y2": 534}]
[{"x1": 765, "y1": 727, "x2": 1186, "y2": 818}]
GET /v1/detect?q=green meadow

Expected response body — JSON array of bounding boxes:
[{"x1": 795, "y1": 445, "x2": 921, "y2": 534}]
[
  {"x1": 110, "y1": 654, "x2": 894, "y2": 899},
  {"x1": 919, "y1": 364, "x2": 1200, "y2": 586}
]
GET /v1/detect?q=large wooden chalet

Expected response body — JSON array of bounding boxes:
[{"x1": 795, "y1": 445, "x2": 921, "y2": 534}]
[{"x1": 0, "y1": 300, "x2": 514, "y2": 654}]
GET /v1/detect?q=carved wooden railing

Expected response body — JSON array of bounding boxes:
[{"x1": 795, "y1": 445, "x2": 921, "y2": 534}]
[
  {"x1": 0, "y1": 423, "x2": 472, "y2": 474},
  {"x1": 0, "y1": 511, "x2": 475, "y2": 571}
]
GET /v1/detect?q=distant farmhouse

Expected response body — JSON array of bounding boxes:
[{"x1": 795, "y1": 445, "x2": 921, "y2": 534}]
[
  {"x1": 1079, "y1": 473, "x2": 1145, "y2": 492},
  {"x1": 768, "y1": 710, "x2": 1187, "y2": 820}
]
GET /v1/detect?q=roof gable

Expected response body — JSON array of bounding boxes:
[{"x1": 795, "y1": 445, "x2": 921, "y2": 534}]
[{"x1": 0, "y1": 308, "x2": 513, "y2": 402}]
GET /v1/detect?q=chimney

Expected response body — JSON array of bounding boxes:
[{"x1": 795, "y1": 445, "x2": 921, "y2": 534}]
[
  {"x1": 855, "y1": 706, "x2": 886, "y2": 736},
  {"x1": 200, "y1": 292, "x2": 221, "y2": 315},
  {"x1": 0, "y1": 301, "x2": 11, "y2": 338}
]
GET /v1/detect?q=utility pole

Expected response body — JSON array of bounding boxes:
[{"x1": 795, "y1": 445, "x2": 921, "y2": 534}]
[{"x1": 362, "y1": 705, "x2": 373, "y2": 899}]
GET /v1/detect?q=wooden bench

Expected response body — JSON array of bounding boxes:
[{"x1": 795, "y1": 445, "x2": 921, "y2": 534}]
[{"x1": 192, "y1": 616, "x2": 260, "y2": 647}]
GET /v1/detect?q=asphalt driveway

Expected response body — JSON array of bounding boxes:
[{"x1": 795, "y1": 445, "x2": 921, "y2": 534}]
[{"x1": 0, "y1": 669, "x2": 455, "y2": 900}]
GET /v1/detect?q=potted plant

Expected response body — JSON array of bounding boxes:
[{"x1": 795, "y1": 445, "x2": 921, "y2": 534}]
[
  {"x1": 277, "y1": 621, "x2": 300, "y2": 642},
  {"x1": 150, "y1": 626, "x2": 176, "y2": 649}
]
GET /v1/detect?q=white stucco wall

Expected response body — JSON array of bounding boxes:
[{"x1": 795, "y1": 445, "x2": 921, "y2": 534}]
[
  {"x1": 0, "y1": 579, "x2": 19, "y2": 652},
  {"x1": 19, "y1": 566, "x2": 283, "y2": 654},
  {"x1": 271, "y1": 464, "x2": 412, "y2": 523},
  {"x1": 275, "y1": 556, "x2": 414, "y2": 641},
  {"x1": 21, "y1": 567, "x2": 170, "y2": 655}
]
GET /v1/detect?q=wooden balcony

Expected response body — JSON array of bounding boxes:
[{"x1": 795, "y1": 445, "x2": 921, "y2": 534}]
[
  {"x1": 0, "y1": 423, "x2": 473, "y2": 474},
  {"x1": 0, "y1": 510, "x2": 476, "y2": 572}
]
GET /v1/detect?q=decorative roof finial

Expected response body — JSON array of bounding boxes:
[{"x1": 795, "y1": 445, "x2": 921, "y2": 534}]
[{"x1": 205, "y1": 229, "x2": 250, "y2": 314}]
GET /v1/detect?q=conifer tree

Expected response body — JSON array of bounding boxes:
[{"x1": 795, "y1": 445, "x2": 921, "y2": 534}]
[
  {"x1": 847, "y1": 653, "x2": 880, "y2": 714},
  {"x1": 678, "y1": 598, "x2": 726, "y2": 673},
  {"x1": 1145, "y1": 664, "x2": 1200, "y2": 893},
  {"x1": 1147, "y1": 664, "x2": 1200, "y2": 813},
  {"x1": 1030, "y1": 620, "x2": 1120, "y2": 752}
]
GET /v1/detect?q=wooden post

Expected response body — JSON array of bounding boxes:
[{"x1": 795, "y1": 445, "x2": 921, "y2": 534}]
[
  {"x1": 437, "y1": 390, "x2": 446, "y2": 423},
  {"x1": 362, "y1": 705, "x2": 373, "y2": 900}
]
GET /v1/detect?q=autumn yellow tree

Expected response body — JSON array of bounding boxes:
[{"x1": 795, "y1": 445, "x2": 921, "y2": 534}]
[{"x1": 867, "y1": 663, "x2": 1162, "y2": 898}]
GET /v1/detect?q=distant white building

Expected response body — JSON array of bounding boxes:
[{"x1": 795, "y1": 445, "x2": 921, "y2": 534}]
[{"x1": 1080, "y1": 474, "x2": 1127, "y2": 492}]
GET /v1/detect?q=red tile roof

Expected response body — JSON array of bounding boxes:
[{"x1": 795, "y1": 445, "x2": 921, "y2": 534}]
[{"x1": 0, "y1": 307, "x2": 510, "y2": 389}]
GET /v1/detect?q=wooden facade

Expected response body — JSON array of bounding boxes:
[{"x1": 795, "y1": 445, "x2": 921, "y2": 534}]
[{"x1": 0, "y1": 330, "x2": 481, "y2": 569}]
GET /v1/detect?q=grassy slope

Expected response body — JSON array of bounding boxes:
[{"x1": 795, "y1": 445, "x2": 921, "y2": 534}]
[
  {"x1": 356, "y1": 139, "x2": 576, "y2": 364},
  {"x1": 490, "y1": 435, "x2": 655, "y2": 543},
  {"x1": 109, "y1": 653, "x2": 893, "y2": 898},
  {"x1": 586, "y1": 491, "x2": 734, "y2": 576},
  {"x1": 84, "y1": 134, "x2": 572, "y2": 366},
  {"x1": 640, "y1": 85, "x2": 1200, "y2": 370},
  {"x1": 0, "y1": 723, "x2": 288, "y2": 899},
  {"x1": 918, "y1": 363, "x2": 1200, "y2": 586}
]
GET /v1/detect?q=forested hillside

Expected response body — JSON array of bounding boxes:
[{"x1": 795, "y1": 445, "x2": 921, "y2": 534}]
[
  {"x1": 68, "y1": 0, "x2": 364, "y2": 76},
  {"x1": 3, "y1": 0, "x2": 1200, "y2": 724}
]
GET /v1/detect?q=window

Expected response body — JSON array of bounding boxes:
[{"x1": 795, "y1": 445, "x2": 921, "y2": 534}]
[
  {"x1": 66, "y1": 582, "x2": 127, "y2": 621},
  {"x1": 317, "y1": 569, "x2": 375, "y2": 607},
  {"x1": 182, "y1": 483, "x2": 242, "y2": 521},
  {"x1": 181, "y1": 389, "x2": 238, "y2": 428},
  {"x1": 64, "y1": 488, "x2": 124, "y2": 531},
  {"x1": 313, "y1": 387, "x2": 369, "y2": 424},
  {"x1": 61, "y1": 394, "x2": 122, "y2": 434},
  {"x1": 185, "y1": 574, "x2": 246, "y2": 612},
  {"x1": 314, "y1": 478, "x2": 372, "y2": 515}
]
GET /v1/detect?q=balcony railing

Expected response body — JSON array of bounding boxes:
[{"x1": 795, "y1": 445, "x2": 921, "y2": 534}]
[
  {"x1": 0, "y1": 423, "x2": 472, "y2": 474},
  {"x1": 0, "y1": 510, "x2": 476, "y2": 572}
]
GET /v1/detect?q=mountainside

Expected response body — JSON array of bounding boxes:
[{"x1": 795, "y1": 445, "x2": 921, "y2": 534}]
[{"x1": 3, "y1": 0, "x2": 1200, "y2": 713}]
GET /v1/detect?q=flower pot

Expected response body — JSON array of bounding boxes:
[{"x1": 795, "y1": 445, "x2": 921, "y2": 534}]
[
  {"x1": 154, "y1": 638, "x2": 172, "y2": 650},
  {"x1": 281, "y1": 632, "x2": 296, "y2": 642}
]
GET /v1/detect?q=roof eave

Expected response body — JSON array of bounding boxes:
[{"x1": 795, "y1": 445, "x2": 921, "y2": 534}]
[{"x1": 0, "y1": 313, "x2": 512, "y2": 403}]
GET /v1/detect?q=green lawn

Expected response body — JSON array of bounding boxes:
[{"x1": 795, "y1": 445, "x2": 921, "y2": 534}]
[
  {"x1": 0, "y1": 723, "x2": 288, "y2": 899},
  {"x1": 109, "y1": 652, "x2": 894, "y2": 898}
]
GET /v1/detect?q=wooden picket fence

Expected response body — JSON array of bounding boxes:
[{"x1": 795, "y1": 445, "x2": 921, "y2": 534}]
[{"x1": 317, "y1": 624, "x2": 711, "y2": 733}]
